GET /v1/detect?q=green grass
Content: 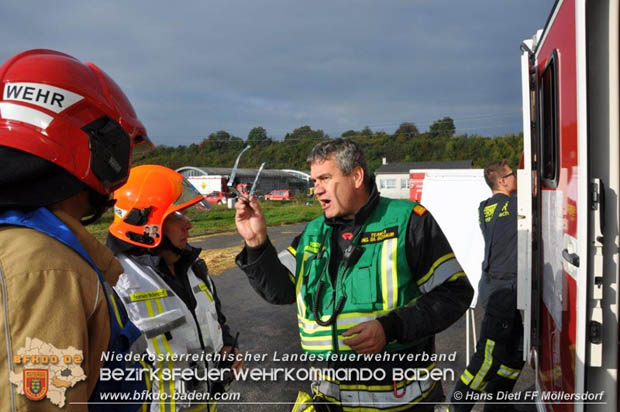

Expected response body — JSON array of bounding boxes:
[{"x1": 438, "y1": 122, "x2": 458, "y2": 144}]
[{"x1": 88, "y1": 198, "x2": 322, "y2": 243}]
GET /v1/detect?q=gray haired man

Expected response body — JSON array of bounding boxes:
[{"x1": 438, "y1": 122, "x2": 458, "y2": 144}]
[{"x1": 235, "y1": 138, "x2": 473, "y2": 411}]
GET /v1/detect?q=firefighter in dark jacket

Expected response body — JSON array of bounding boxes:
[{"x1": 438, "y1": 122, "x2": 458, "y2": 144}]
[
  {"x1": 449, "y1": 159, "x2": 524, "y2": 412},
  {"x1": 235, "y1": 138, "x2": 474, "y2": 412}
]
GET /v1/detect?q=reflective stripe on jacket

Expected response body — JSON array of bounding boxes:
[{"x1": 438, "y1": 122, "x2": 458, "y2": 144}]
[{"x1": 114, "y1": 255, "x2": 223, "y2": 412}]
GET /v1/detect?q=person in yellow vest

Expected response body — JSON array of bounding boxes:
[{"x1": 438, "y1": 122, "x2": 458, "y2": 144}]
[
  {"x1": 108, "y1": 165, "x2": 242, "y2": 412},
  {"x1": 234, "y1": 138, "x2": 474, "y2": 411}
]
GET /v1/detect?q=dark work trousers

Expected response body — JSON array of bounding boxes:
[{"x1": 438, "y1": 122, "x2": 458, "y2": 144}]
[{"x1": 450, "y1": 289, "x2": 525, "y2": 412}]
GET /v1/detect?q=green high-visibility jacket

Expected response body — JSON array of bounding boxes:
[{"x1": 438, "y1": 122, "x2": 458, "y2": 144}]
[{"x1": 295, "y1": 197, "x2": 424, "y2": 354}]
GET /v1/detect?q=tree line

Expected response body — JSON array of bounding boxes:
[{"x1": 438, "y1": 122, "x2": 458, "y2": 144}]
[{"x1": 133, "y1": 117, "x2": 523, "y2": 173}]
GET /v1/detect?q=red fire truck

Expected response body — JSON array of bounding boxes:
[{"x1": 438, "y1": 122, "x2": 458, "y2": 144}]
[{"x1": 518, "y1": 0, "x2": 618, "y2": 410}]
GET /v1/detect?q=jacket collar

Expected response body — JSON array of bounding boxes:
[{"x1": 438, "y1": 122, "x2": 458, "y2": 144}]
[{"x1": 125, "y1": 245, "x2": 202, "y2": 277}]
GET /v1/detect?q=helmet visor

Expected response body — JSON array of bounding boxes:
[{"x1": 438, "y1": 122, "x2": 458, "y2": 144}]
[{"x1": 174, "y1": 178, "x2": 211, "y2": 210}]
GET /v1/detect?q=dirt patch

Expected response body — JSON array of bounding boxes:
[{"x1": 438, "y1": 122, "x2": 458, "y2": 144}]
[{"x1": 200, "y1": 245, "x2": 244, "y2": 276}]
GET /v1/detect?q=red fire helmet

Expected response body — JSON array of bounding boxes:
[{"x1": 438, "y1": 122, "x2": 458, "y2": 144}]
[{"x1": 0, "y1": 49, "x2": 152, "y2": 194}]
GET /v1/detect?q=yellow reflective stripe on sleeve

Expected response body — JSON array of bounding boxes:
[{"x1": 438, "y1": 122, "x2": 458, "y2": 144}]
[
  {"x1": 497, "y1": 364, "x2": 521, "y2": 380},
  {"x1": 418, "y1": 258, "x2": 464, "y2": 294},
  {"x1": 155, "y1": 298, "x2": 176, "y2": 411},
  {"x1": 289, "y1": 273, "x2": 296, "y2": 284},
  {"x1": 381, "y1": 238, "x2": 398, "y2": 311},
  {"x1": 288, "y1": 246, "x2": 297, "y2": 256},
  {"x1": 417, "y1": 253, "x2": 455, "y2": 286},
  {"x1": 448, "y1": 272, "x2": 466, "y2": 282},
  {"x1": 130, "y1": 289, "x2": 169, "y2": 302},
  {"x1": 471, "y1": 339, "x2": 495, "y2": 391}
]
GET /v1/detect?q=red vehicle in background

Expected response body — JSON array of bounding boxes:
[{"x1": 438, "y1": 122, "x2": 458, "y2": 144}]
[
  {"x1": 204, "y1": 191, "x2": 234, "y2": 205},
  {"x1": 264, "y1": 189, "x2": 292, "y2": 200}
]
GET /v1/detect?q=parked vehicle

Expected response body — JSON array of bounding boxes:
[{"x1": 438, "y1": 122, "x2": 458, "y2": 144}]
[
  {"x1": 204, "y1": 191, "x2": 234, "y2": 205},
  {"x1": 519, "y1": 1, "x2": 618, "y2": 410},
  {"x1": 186, "y1": 175, "x2": 228, "y2": 195},
  {"x1": 264, "y1": 189, "x2": 292, "y2": 200}
]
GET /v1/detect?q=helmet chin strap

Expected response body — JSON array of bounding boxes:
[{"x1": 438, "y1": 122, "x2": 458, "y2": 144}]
[
  {"x1": 81, "y1": 189, "x2": 116, "y2": 226},
  {"x1": 157, "y1": 235, "x2": 185, "y2": 256}
]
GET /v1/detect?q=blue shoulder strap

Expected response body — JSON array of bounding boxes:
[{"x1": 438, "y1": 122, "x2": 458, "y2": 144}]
[
  {"x1": 0, "y1": 208, "x2": 148, "y2": 411},
  {"x1": 0, "y1": 208, "x2": 100, "y2": 276}
]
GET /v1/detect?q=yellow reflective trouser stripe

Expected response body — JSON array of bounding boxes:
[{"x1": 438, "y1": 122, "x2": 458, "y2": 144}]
[
  {"x1": 130, "y1": 288, "x2": 169, "y2": 302},
  {"x1": 470, "y1": 339, "x2": 495, "y2": 391},
  {"x1": 417, "y1": 253, "x2": 455, "y2": 286},
  {"x1": 381, "y1": 238, "x2": 398, "y2": 311},
  {"x1": 497, "y1": 364, "x2": 521, "y2": 380},
  {"x1": 289, "y1": 273, "x2": 296, "y2": 284},
  {"x1": 460, "y1": 369, "x2": 474, "y2": 385}
]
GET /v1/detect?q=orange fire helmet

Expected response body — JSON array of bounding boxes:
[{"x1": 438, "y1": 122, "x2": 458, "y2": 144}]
[{"x1": 109, "y1": 165, "x2": 209, "y2": 248}]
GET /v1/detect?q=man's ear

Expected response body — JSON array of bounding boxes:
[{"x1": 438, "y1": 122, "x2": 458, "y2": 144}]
[{"x1": 352, "y1": 166, "x2": 365, "y2": 189}]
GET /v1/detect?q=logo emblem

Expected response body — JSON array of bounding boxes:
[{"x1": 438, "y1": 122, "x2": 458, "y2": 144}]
[
  {"x1": 24, "y1": 369, "x2": 48, "y2": 401},
  {"x1": 341, "y1": 232, "x2": 353, "y2": 240},
  {"x1": 413, "y1": 205, "x2": 427, "y2": 216}
]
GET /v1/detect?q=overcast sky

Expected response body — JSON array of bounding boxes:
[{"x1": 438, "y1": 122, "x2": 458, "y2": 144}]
[{"x1": 1, "y1": 1, "x2": 553, "y2": 146}]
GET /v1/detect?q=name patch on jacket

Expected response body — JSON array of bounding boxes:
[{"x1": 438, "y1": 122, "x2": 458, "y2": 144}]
[
  {"x1": 128, "y1": 289, "x2": 170, "y2": 302},
  {"x1": 360, "y1": 227, "x2": 398, "y2": 244}
]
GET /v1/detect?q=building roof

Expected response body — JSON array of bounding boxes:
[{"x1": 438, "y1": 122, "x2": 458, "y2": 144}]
[
  {"x1": 176, "y1": 166, "x2": 308, "y2": 180},
  {"x1": 375, "y1": 160, "x2": 472, "y2": 174}
]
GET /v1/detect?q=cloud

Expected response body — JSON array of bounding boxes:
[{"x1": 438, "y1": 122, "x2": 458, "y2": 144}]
[{"x1": 0, "y1": 0, "x2": 553, "y2": 144}]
